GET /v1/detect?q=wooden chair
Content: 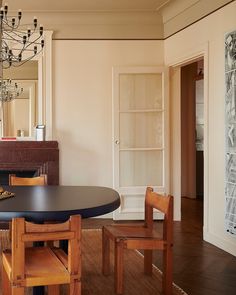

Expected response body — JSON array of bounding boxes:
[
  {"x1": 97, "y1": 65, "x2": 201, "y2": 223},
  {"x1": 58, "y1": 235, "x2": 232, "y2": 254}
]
[
  {"x1": 2, "y1": 215, "x2": 82, "y2": 295},
  {"x1": 3, "y1": 174, "x2": 48, "y2": 233},
  {"x1": 102, "y1": 187, "x2": 174, "y2": 295},
  {"x1": 9, "y1": 174, "x2": 47, "y2": 186}
]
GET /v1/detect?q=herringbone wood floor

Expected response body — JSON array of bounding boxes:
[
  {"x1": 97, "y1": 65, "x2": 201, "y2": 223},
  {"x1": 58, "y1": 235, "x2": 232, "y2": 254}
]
[{"x1": 82, "y1": 197, "x2": 236, "y2": 295}]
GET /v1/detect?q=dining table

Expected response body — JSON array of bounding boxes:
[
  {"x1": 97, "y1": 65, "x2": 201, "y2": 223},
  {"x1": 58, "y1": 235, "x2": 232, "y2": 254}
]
[
  {"x1": 0, "y1": 185, "x2": 120, "y2": 295},
  {"x1": 0, "y1": 185, "x2": 120, "y2": 222}
]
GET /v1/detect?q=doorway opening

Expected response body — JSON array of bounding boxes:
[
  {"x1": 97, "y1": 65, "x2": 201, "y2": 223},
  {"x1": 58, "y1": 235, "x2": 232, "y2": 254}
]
[{"x1": 180, "y1": 58, "x2": 204, "y2": 225}]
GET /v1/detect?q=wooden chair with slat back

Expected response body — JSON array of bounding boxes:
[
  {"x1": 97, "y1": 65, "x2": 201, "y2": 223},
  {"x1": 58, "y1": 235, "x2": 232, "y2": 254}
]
[
  {"x1": 9, "y1": 174, "x2": 47, "y2": 186},
  {"x1": 2, "y1": 215, "x2": 82, "y2": 295},
  {"x1": 5, "y1": 174, "x2": 48, "y2": 237},
  {"x1": 102, "y1": 187, "x2": 174, "y2": 295}
]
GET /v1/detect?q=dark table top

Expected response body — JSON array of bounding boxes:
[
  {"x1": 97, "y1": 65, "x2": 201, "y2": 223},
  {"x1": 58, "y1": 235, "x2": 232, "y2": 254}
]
[{"x1": 0, "y1": 185, "x2": 120, "y2": 222}]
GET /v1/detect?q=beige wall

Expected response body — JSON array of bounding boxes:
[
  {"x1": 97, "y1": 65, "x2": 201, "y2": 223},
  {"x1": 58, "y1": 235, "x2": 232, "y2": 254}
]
[
  {"x1": 51, "y1": 1, "x2": 236, "y2": 255},
  {"x1": 52, "y1": 40, "x2": 164, "y2": 186},
  {"x1": 165, "y1": 1, "x2": 236, "y2": 255},
  {"x1": 3, "y1": 61, "x2": 38, "y2": 80}
]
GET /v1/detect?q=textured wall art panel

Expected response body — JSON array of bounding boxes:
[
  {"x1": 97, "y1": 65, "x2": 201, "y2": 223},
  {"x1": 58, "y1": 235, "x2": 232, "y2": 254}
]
[{"x1": 225, "y1": 31, "x2": 236, "y2": 235}]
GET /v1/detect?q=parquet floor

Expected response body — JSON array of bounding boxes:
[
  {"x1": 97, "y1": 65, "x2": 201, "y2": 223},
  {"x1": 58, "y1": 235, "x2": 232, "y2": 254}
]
[{"x1": 82, "y1": 197, "x2": 236, "y2": 295}]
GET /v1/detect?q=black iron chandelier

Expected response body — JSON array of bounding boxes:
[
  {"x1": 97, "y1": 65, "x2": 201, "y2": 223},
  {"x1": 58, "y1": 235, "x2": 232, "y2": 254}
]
[
  {"x1": 0, "y1": 3, "x2": 44, "y2": 102},
  {"x1": 0, "y1": 3, "x2": 44, "y2": 69},
  {"x1": 0, "y1": 79, "x2": 23, "y2": 102}
]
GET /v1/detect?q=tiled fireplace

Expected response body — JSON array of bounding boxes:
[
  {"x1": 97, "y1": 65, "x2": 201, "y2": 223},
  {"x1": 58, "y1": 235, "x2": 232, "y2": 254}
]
[{"x1": 0, "y1": 141, "x2": 59, "y2": 185}]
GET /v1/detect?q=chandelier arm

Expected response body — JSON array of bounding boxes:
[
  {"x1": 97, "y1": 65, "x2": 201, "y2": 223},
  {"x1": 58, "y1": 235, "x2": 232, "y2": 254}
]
[
  {"x1": 3, "y1": 30, "x2": 26, "y2": 39},
  {"x1": 2, "y1": 37, "x2": 43, "y2": 47},
  {"x1": 1, "y1": 20, "x2": 21, "y2": 31},
  {"x1": 3, "y1": 31, "x2": 43, "y2": 45},
  {"x1": 3, "y1": 31, "x2": 38, "y2": 42},
  {"x1": 3, "y1": 52, "x2": 42, "y2": 68},
  {"x1": 3, "y1": 25, "x2": 38, "y2": 36},
  {"x1": 22, "y1": 37, "x2": 43, "y2": 51}
]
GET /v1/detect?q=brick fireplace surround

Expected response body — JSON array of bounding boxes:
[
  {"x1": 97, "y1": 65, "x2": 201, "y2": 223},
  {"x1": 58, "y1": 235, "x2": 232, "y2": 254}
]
[{"x1": 0, "y1": 141, "x2": 59, "y2": 185}]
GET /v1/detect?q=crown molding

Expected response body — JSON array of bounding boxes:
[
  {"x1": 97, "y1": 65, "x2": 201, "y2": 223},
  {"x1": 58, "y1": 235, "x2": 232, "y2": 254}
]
[
  {"x1": 21, "y1": 11, "x2": 164, "y2": 39},
  {"x1": 161, "y1": 0, "x2": 234, "y2": 38}
]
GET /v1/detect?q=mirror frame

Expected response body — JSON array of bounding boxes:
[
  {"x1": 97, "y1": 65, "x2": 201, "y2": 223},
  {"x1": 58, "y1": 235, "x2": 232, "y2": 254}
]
[
  {"x1": 0, "y1": 31, "x2": 53, "y2": 140},
  {"x1": 37, "y1": 30, "x2": 53, "y2": 140}
]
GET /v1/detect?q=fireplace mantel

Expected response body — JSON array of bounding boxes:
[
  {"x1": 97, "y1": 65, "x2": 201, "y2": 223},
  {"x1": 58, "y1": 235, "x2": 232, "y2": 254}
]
[{"x1": 0, "y1": 141, "x2": 59, "y2": 185}]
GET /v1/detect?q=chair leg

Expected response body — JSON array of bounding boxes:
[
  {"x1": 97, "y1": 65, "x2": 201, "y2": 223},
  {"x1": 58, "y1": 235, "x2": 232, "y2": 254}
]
[
  {"x1": 3, "y1": 261, "x2": 24, "y2": 295},
  {"x1": 9, "y1": 222, "x2": 12, "y2": 241},
  {"x1": 144, "y1": 250, "x2": 153, "y2": 275},
  {"x1": 48, "y1": 285, "x2": 60, "y2": 295},
  {"x1": 102, "y1": 227, "x2": 110, "y2": 275},
  {"x1": 69, "y1": 280, "x2": 81, "y2": 295},
  {"x1": 2, "y1": 265, "x2": 11, "y2": 295},
  {"x1": 115, "y1": 239, "x2": 125, "y2": 294},
  {"x1": 162, "y1": 245, "x2": 173, "y2": 295}
]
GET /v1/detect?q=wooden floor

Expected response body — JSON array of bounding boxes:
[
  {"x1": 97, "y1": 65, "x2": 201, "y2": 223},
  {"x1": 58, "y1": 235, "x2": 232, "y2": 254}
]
[
  {"x1": 82, "y1": 197, "x2": 236, "y2": 295},
  {"x1": 171, "y1": 197, "x2": 236, "y2": 295}
]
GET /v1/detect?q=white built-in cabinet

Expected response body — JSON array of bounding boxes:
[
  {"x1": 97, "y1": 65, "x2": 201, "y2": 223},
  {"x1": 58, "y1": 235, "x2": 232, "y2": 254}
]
[{"x1": 112, "y1": 67, "x2": 169, "y2": 220}]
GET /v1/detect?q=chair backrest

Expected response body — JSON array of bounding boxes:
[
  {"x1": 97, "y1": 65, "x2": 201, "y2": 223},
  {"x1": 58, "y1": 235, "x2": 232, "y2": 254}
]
[
  {"x1": 9, "y1": 174, "x2": 47, "y2": 186},
  {"x1": 144, "y1": 186, "x2": 173, "y2": 242},
  {"x1": 11, "y1": 215, "x2": 81, "y2": 284}
]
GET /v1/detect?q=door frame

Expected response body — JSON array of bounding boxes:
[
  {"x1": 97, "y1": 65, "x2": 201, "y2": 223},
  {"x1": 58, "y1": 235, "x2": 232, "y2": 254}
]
[{"x1": 167, "y1": 42, "x2": 209, "y2": 230}]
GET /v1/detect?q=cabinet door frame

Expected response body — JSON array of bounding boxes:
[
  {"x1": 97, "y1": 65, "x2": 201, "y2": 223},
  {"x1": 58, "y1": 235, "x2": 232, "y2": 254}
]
[{"x1": 112, "y1": 66, "x2": 169, "y2": 220}]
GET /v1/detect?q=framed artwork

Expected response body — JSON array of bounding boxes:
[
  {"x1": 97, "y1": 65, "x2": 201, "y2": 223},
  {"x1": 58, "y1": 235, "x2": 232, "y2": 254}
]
[{"x1": 225, "y1": 31, "x2": 236, "y2": 235}]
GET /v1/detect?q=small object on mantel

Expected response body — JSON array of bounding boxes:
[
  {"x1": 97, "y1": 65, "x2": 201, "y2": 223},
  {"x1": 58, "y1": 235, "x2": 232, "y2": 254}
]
[
  {"x1": 0, "y1": 186, "x2": 15, "y2": 200},
  {"x1": 1, "y1": 137, "x2": 17, "y2": 140},
  {"x1": 35, "y1": 125, "x2": 45, "y2": 141}
]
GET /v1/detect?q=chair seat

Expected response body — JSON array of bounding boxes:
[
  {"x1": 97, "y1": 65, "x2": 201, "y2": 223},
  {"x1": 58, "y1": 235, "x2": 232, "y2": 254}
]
[
  {"x1": 104, "y1": 224, "x2": 162, "y2": 240},
  {"x1": 3, "y1": 247, "x2": 70, "y2": 287}
]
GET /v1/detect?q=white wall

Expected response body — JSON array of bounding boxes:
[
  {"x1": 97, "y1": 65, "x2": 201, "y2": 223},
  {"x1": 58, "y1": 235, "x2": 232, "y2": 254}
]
[
  {"x1": 165, "y1": 1, "x2": 236, "y2": 256},
  {"x1": 52, "y1": 40, "x2": 164, "y2": 187}
]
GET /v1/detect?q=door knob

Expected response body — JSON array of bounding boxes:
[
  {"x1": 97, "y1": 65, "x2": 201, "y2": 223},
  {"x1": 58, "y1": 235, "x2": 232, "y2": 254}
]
[{"x1": 115, "y1": 140, "x2": 120, "y2": 145}]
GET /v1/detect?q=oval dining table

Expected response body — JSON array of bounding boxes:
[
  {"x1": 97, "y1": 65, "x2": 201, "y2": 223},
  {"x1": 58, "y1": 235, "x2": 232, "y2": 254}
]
[
  {"x1": 0, "y1": 185, "x2": 120, "y2": 295},
  {"x1": 0, "y1": 185, "x2": 120, "y2": 222}
]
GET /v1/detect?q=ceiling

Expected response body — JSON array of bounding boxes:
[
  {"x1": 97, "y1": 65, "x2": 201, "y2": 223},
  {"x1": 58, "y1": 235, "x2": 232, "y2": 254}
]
[
  {"x1": 6, "y1": 0, "x2": 174, "y2": 12},
  {"x1": 5, "y1": 0, "x2": 234, "y2": 39}
]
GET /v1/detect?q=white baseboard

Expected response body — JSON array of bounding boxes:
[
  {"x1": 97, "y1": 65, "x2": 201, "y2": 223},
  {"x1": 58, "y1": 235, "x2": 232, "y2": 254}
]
[
  {"x1": 93, "y1": 212, "x2": 113, "y2": 219},
  {"x1": 113, "y1": 211, "x2": 163, "y2": 220},
  {"x1": 204, "y1": 229, "x2": 236, "y2": 257}
]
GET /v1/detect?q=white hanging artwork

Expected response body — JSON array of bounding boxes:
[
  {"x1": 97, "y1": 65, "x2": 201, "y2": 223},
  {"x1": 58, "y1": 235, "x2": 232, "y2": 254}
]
[{"x1": 225, "y1": 30, "x2": 236, "y2": 236}]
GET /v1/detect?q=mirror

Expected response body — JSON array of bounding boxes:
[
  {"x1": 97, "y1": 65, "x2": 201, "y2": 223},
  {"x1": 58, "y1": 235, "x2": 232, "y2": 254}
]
[
  {"x1": 1, "y1": 61, "x2": 38, "y2": 138},
  {"x1": 0, "y1": 31, "x2": 53, "y2": 140}
]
